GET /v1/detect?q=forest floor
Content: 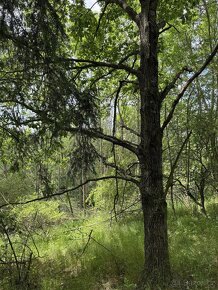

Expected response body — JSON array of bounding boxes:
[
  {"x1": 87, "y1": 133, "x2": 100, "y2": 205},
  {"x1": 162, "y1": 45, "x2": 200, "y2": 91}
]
[{"x1": 0, "y1": 201, "x2": 217, "y2": 290}]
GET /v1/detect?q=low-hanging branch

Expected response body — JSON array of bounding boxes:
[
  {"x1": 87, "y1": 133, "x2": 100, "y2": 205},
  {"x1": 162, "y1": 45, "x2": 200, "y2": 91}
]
[
  {"x1": 0, "y1": 97, "x2": 139, "y2": 155},
  {"x1": 0, "y1": 175, "x2": 139, "y2": 209},
  {"x1": 162, "y1": 42, "x2": 218, "y2": 131},
  {"x1": 58, "y1": 56, "x2": 139, "y2": 76}
]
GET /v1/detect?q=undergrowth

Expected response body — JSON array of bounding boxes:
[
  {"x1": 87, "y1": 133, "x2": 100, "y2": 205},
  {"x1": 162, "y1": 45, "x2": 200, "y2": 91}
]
[{"x1": 0, "y1": 203, "x2": 217, "y2": 290}]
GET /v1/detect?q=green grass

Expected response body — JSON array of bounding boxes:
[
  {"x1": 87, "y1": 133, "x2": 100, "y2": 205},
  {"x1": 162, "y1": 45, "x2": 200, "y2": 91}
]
[
  {"x1": 168, "y1": 203, "x2": 218, "y2": 290},
  {"x1": 0, "y1": 203, "x2": 217, "y2": 290}
]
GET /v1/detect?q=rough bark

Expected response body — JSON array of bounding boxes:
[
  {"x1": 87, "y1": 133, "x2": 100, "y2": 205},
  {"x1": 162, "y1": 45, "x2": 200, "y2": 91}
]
[{"x1": 137, "y1": 0, "x2": 171, "y2": 287}]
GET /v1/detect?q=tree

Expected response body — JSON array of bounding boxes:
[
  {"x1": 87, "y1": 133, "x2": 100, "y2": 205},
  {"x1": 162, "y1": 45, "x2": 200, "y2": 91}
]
[
  {"x1": 161, "y1": 0, "x2": 218, "y2": 215},
  {"x1": 0, "y1": 0, "x2": 217, "y2": 288}
]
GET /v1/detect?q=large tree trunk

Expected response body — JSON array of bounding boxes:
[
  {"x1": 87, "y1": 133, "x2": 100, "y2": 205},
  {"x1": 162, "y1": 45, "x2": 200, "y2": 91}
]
[
  {"x1": 138, "y1": 97, "x2": 171, "y2": 287},
  {"x1": 137, "y1": 0, "x2": 171, "y2": 287},
  {"x1": 138, "y1": 137, "x2": 171, "y2": 288}
]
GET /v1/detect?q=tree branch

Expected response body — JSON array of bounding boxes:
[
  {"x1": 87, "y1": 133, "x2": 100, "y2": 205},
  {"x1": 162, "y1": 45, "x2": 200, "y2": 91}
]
[
  {"x1": 160, "y1": 66, "x2": 193, "y2": 102},
  {"x1": 99, "y1": 154, "x2": 140, "y2": 178},
  {"x1": 0, "y1": 175, "x2": 139, "y2": 209},
  {"x1": 0, "y1": 98, "x2": 139, "y2": 155},
  {"x1": 113, "y1": 81, "x2": 124, "y2": 136},
  {"x1": 120, "y1": 123, "x2": 140, "y2": 137},
  {"x1": 0, "y1": 125, "x2": 20, "y2": 141},
  {"x1": 59, "y1": 57, "x2": 139, "y2": 76},
  {"x1": 94, "y1": 2, "x2": 109, "y2": 38},
  {"x1": 164, "y1": 131, "x2": 192, "y2": 196},
  {"x1": 175, "y1": 179, "x2": 202, "y2": 207},
  {"x1": 66, "y1": 126, "x2": 138, "y2": 155},
  {"x1": 159, "y1": 22, "x2": 180, "y2": 35},
  {"x1": 162, "y1": 43, "x2": 218, "y2": 131},
  {"x1": 87, "y1": 51, "x2": 139, "y2": 87},
  {"x1": 107, "y1": 0, "x2": 139, "y2": 25}
]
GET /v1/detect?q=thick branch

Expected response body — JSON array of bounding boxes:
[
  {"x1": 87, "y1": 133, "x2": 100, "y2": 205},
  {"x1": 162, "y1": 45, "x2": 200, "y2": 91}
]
[
  {"x1": 0, "y1": 98, "x2": 138, "y2": 155},
  {"x1": 162, "y1": 43, "x2": 218, "y2": 131},
  {"x1": 107, "y1": 0, "x2": 139, "y2": 25},
  {"x1": 66, "y1": 126, "x2": 138, "y2": 155},
  {"x1": 0, "y1": 175, "x2": 139, "y2": 209},
  {"x1": 59, "y1": 57, "x2": 139, "y2": 76}
]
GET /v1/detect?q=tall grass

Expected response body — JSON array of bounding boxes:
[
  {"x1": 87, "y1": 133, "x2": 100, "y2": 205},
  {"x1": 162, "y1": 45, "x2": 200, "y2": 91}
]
[{"x1": 0, "y1": 203, "x2": 217, "y2": 289}]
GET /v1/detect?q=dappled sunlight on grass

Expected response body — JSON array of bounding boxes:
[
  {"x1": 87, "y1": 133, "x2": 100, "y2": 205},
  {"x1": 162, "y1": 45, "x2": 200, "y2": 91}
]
[{"x1": 0, "y1": 204, "x2": 217, "y2": 289}]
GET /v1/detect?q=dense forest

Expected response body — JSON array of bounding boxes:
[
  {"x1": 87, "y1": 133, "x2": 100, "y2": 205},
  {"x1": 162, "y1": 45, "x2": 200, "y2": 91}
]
[{"x1": 0, "y1": 0, "x2": 217, "y2": 289}]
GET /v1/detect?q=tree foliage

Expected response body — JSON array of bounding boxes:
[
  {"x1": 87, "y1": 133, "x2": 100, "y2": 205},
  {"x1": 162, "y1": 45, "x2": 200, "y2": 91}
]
[{"x1": 0, "y1": 0, "x2": 217, "y2": 289}]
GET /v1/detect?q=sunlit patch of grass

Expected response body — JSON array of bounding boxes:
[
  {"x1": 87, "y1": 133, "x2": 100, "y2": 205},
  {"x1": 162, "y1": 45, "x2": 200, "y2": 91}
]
[
  {"x1": 31, "y1": 204, "x2": 217, "y2": 289},
  {"x1": 0, "y1": 203, "x2": 217, "y2": 289}
]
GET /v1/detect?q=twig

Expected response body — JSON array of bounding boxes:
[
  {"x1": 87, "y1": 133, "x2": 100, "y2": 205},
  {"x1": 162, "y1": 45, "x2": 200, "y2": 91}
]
[
  {"x1": 164, "y1": 131, "x2": 192, "y2": 196},
  {"x1": 79, "y1": 230, "x2": 93, "y2": 257},
  {"x1": 76, "y1": 228, "x2": 122, "y2": 273}
]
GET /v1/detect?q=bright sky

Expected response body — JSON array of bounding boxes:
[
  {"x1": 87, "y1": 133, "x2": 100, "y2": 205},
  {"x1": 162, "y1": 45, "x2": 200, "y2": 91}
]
[{"x1": 85, "y1": 0, "x2": 100, "y2": 11}]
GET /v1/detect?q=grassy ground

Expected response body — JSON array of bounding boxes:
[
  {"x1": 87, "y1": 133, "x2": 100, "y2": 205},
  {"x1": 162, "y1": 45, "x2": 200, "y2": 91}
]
[{"x1": 0, "y1": 202, "x2": 217, "y2": 290}]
